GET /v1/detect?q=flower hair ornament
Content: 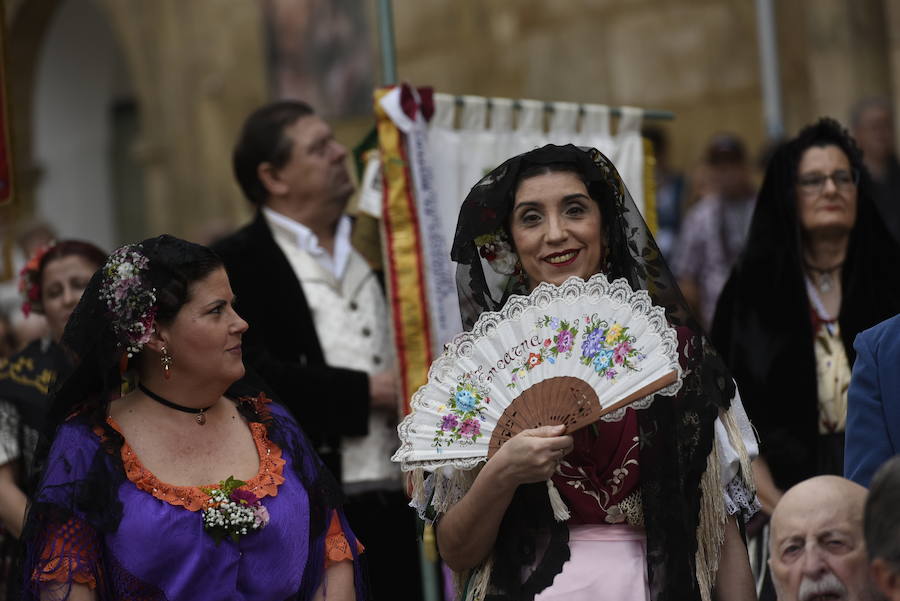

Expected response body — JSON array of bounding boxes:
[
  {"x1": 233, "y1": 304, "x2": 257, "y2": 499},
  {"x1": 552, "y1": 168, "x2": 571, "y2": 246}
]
[
  {"x1": 18, "y1": 242, "x2": 56, "y2": 317},
  {"x1": 99, "y1": 244, "x2": 157, "y2": 358},
  {"x1": 474, "y1": 228, "x2": 520, "y2": 276}
]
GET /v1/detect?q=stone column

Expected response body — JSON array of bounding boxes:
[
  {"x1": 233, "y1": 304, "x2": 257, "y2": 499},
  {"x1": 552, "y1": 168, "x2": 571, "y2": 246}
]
[
  {"x1": 803, "y1": 0, "x2": 891, "y2": 124},
  {"x1": 885, "y1": 0, "x2": 900, "y2": 145},
  {"x1": 5, "y1": 0, "x2": 61, "y2": 218},
  {"x1": 100, "y1": 0, "x2": 267, "y2": 239}
]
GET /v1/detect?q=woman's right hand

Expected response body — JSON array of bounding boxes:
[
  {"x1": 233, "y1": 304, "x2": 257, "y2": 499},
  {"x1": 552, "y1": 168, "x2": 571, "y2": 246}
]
[
  {"x1": 490, "y1": 425, "x2": 574, "y2": 488},
  {"x1": 436, "y1": 424, "x2": 575, "y2": 571}
]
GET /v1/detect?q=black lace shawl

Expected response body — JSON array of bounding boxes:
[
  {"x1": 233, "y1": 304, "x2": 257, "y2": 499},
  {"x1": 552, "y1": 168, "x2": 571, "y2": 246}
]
[
  {"x1": 711, "y1": 118, "x2": 900, "y2": 490},
  {"x1": 449, "y1": 144, "x2": 736, "y2": 601},
  {"x1": 0, "y1": 338, "x2": 71, "y2": 600},
  {"x1": 0, "y1": 338, "x2": 71, "y2": 489},
  {"x1": 18, "y1": 236, "x2": 361, "y2": 600}
]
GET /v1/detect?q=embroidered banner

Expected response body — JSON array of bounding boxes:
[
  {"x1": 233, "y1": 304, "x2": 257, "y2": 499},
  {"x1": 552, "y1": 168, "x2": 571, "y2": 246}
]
[{"x1": 375, "y1": 86, "x2": 434, "y2": 412}]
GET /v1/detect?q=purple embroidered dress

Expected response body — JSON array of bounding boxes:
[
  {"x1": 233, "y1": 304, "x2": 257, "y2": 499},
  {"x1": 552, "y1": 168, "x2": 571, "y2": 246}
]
[{"x1": 23, "y1": 400, "x2": 362, "y2": 600}]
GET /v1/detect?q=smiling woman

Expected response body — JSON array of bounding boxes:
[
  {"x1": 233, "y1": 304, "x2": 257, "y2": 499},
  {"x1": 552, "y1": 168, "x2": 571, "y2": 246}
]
[
  {"x1": 510, "y1": 168, "x2": 604, "y2": 288},
  {"x1": 19, "y1": 235, "x2": 364, "y2": 601},
  {"x1": 415, "y1": 144, "x2": 761, "y2": 601}
]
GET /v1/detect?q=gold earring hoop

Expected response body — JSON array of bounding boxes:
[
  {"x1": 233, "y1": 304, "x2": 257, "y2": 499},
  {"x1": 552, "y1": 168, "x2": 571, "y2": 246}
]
[{"x1": 160, "y1": 346, "x2": 173, "y2": 380}]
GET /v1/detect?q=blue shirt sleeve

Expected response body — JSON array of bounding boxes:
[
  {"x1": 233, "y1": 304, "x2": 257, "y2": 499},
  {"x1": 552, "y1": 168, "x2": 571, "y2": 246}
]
[{"x1": 845, "y1": 330, "x2": 893, "y2": 487}]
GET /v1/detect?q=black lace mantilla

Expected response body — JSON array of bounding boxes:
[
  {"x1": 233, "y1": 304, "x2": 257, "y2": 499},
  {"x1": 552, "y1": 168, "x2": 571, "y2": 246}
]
[
  {"x1": 20, "y1": 235, "x2": 360, "y2": 601},
  {"x1": 450, "y1": 144, "x2": 734, "y2": 601}
]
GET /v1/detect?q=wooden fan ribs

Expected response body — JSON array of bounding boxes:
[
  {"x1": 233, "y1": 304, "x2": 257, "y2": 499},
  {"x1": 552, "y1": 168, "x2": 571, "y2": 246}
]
[
  {"x1": 487, "y1": 376, "x2": 602, "y2": 457},
  {"x1": 485, "y1": 371, "x2": 678, "y2": 458}
]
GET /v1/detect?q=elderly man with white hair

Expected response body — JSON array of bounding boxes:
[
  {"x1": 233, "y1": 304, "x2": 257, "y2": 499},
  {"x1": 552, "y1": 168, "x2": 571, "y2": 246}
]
[{"x1": 769, "y1": 475, "x2": 881, "y2": 601}]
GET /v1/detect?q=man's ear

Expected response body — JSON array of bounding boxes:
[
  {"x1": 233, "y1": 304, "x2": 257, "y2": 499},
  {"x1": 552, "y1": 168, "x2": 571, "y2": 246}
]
[
  {"x1": 143, "y1": 326, "x2": 168, "y2": 354},
  {"x1": 871, "y1": 558, "x2": 900, "y2": 600},
  {"x1": 257, "y1": 162, "x2": 289, "y2": 197}
]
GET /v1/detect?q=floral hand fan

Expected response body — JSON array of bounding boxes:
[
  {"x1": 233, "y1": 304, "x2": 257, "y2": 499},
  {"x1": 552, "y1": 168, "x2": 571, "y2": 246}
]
[{"x1": 392, "y1": 274, "x2": 683, "y2": 518}]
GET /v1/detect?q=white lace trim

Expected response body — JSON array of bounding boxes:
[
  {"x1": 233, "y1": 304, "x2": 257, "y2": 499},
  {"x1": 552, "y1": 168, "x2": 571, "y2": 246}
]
[
  {"x1": 409, "y1": 467, "x2": 481, "y2": 525},
  {"x1": 0, "y1": 399, "x2": 21, "y2": 465},
  {"x1": 724, "y1": 473, "x2": 760, "y2": 521}
]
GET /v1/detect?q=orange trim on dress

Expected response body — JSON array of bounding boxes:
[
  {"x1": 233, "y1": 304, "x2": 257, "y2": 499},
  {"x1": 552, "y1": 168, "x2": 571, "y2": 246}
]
[
  {"x1": 324, "y1": 510, "x2": 365, "y2": 567},
  {"x1": 105, "y1": 416, "x2": 286, "y2": 511},
  {"x1": 36, "y1": 516, "x2": 100, "y2": 589}
]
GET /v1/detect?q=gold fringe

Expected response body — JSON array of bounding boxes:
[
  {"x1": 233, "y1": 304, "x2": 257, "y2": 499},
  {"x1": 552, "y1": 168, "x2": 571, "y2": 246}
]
[
  {"x1": 408, "y1": 468, "x2": 426, "y2": 507},
  {"x1": 720, "y1": 405, "x2": 756, "y2": 495},
  {"x1": 460, "y1": 556, "x2": 493, "y2": 601},
  {"x1": 695, "y1": 439, "x2": 725, "y2": 601},
  {"x1": 407, "y1": 466, "x2": 493, "y2": 601}
]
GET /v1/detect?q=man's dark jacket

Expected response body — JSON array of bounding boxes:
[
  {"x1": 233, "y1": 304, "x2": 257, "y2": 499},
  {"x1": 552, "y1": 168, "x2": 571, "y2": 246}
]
[{"x1": 213, "y1": 212, "x2": 370, "y2": 479}]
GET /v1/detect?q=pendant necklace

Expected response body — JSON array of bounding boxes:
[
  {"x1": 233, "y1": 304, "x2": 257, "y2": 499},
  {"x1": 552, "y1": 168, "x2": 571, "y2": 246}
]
[
  {"x1": 138, "y1": 383, "x2": 214, "y2": 425},
  {"x1": 804, "y1": 261, "x2": 843, "y2": 294}
]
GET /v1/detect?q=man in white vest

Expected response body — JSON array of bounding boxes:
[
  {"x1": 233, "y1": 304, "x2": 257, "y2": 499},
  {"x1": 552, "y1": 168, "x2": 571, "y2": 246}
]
[{"x1": 215, "y1": 101, "x2": 422, "y2": 599}]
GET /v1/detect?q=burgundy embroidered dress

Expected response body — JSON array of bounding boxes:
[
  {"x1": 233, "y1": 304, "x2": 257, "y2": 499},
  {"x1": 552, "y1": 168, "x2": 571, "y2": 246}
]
[{"x1": 24, "y1": 399, "x2": 361, "y2": 600}]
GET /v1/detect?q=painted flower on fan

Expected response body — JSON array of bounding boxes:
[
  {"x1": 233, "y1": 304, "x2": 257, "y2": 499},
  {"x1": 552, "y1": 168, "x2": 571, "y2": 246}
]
[
  {"x1": 434, "y1": 377, "x2": 489, "y2": 447},
  {"x1": 582, "y1": 328, "x2": 606, "y2": 357},
  {"x1": 556, "y1": 329, "x2": 574, "y2": 354},
  {"x1": 593, "y1": 350, "x2": 613, "y2": 372},
  {"x1": 508, "y1": 316, "x2": 579, "y2": 389},
  {"x1": 455, "y1": 389, "x2": 477, "y2": 413},
  {"x1": 605, "y1": 323, "x2": 624, "y2": 345},
  {"x1": 606, "y1": 369, "x2": 618, "y2": 379},
  {"x1": 200, "y1": 476, "x2": 268, "y2": 545},
  {"x1": 613, "y1": 341, "x2": 632, "y2": 365},
  {"x1": 459, "y1": 418, "x2": 481, "y2": 439}
]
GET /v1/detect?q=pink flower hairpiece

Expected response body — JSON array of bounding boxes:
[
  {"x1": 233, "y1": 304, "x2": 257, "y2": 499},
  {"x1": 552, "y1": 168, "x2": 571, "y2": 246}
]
[
  {"x1": 18, "y1": 242, "x2": 57, "y2": 317},
  {"x1": 99, "y1": 244, "x2": 157, "y2": 356}
]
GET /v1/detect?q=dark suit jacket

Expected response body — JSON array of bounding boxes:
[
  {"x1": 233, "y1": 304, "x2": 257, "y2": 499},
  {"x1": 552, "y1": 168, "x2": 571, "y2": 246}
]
[
  {"x1": 845, "y1": 313, "x2": 900, "y2": 487},
  {"x1": 213, "y1": 212, "x2": 370, "y2": 480}
]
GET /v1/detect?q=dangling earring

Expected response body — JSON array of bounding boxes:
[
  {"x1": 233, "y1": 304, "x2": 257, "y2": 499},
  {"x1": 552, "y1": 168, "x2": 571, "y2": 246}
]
[{"x1": 160, "y1": 346, "x2": 173, "y2": 380}]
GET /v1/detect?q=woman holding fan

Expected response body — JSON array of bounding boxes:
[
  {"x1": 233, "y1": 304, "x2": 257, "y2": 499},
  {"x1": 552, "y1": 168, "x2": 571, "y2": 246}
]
[{"x1": 413, "y1": 145, "x2": 758, "y2": 601}]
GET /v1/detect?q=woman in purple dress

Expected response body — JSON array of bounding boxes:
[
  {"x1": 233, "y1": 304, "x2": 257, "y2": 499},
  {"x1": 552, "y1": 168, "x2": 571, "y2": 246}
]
[{"x1": 21, "y1": 235, "x2": 364, "y2": 600}]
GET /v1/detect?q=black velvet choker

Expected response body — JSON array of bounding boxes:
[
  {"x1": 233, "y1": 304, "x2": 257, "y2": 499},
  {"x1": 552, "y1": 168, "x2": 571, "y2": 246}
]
[{"x1": 138, "y1": 383, "x2": 213, "y2": 425}]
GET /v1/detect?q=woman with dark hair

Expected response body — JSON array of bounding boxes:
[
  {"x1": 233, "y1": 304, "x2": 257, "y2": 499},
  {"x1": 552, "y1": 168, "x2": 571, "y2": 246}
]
[
  {"x1": 0, "y1": 240, "x2": 107, "y2": 539},
  {"x1": 19, "y1": 235, "x2": 363, "y2": 601},
  {"x1": 413, "y1": 145, "x2": 759, "y2": 601},
  {"x1": 711, "y1": 118, "x2": 900, "y2": 596}
]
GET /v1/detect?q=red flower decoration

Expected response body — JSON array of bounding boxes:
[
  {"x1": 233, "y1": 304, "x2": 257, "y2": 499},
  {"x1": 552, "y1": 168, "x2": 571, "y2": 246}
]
[{"x1": 18, "y1": 243, "x2": 56, "y2": 317}]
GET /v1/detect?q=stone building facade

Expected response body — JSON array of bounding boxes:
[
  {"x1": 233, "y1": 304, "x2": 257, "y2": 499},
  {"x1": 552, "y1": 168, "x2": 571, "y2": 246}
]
[{"x1": 3, "y1": 0, "x2": 900, "y2": 243}]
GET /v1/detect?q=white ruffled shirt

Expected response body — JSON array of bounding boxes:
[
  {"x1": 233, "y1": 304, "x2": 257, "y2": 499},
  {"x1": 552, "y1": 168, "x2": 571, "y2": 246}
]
[{"x1": 262, "y1": 207, "x2": 353, "y2": 280}]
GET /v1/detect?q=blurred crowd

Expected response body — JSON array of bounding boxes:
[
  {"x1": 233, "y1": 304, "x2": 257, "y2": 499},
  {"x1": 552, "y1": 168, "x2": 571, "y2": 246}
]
[{"x1": 1, "y1": 91, "x2": 900, "y2": 601}]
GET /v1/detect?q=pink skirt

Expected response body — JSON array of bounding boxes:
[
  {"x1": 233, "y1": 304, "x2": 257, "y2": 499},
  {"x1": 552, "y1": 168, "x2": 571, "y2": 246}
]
[{"x1": 534, "y1": 524, "x2": 650, "y2": 601}]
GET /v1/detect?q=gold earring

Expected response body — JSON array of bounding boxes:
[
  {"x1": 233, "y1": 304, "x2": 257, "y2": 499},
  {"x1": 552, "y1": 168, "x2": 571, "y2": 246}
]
[{"x1": 161, "y1": 346, "x2": 173, "y2": 380}]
